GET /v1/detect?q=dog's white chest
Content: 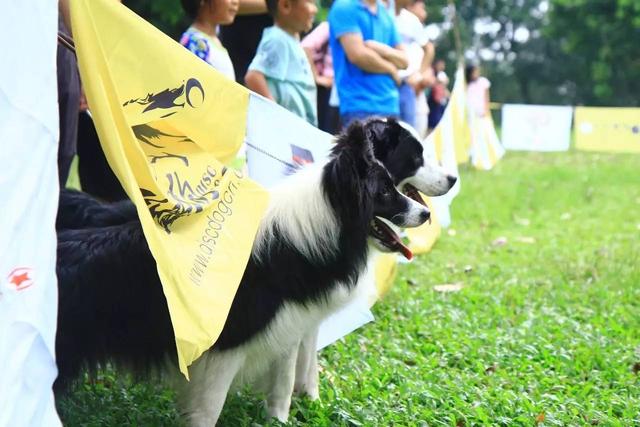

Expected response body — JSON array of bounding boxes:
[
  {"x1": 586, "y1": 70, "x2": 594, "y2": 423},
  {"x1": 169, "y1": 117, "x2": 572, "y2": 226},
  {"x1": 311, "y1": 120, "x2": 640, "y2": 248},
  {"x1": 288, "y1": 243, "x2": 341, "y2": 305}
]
[{"x1": 230, "y1": 283, "x2": 357, "y2": 385}]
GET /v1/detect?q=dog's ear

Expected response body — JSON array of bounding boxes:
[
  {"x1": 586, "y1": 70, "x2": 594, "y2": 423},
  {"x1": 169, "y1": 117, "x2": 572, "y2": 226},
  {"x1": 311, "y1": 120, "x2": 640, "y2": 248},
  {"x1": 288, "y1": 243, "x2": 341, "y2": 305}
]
[
  {"x1": 384, "y1": 117, "x2": 402, "y2": 144},
  {"x1": 366, "y1": 117, "x2": 401, "y2": 162},
  {"x1": 346, "y1": 120, "x2": 375, "y2": 172},
  {"x1": 332, "y1": 120, "x2": 374, "y2": 178}
]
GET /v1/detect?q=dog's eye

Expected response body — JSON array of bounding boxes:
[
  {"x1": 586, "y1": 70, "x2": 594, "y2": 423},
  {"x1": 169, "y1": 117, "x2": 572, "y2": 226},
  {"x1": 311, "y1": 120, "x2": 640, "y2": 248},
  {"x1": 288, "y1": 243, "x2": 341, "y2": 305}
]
[{"x1": 379, "y1": 189, "x2": 392, "y2": 198}]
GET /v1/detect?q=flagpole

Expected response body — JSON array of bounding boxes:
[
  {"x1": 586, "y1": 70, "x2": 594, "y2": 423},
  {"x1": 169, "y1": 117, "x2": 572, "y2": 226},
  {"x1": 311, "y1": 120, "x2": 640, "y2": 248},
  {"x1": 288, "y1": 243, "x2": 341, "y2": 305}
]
[{"x1": 57, "y1": 31, "x2": 76, "y2": 54}]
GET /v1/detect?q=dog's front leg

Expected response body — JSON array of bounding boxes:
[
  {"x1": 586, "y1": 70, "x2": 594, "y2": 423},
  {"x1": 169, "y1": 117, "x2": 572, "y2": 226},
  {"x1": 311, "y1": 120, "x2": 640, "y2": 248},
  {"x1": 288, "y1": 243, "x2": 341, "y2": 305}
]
[
  {"x1": 181, "y1": 351, "x2": 244, "y2": 427},
  {"x1": 265, "y1": 344, "x2": 299, "y2": 422},
  {"x1": 294, "y1": 328, "x2": 320, "y2": 400}
]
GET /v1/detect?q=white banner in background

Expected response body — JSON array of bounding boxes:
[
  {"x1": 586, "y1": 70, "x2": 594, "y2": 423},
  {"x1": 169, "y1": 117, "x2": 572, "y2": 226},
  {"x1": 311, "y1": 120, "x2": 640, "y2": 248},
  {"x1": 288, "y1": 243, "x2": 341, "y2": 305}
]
[
  {"x1": 501, "y1": 104, "x2": 573, "y2": 151},
  {"x1": 0, "y1": 1, "x2": 62, "y2": 426},
  {"x1": 245, "y1": 95, "x2": 334, "y2": 187}
]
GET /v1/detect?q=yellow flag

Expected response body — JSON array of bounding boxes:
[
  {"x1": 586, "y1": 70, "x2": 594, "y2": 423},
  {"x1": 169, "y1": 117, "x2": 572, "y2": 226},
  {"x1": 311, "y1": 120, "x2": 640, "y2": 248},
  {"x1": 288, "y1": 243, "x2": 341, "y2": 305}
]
[
  {"x1": 70, "y1": 0, "x2": 270, "y2": 377},
  {"x1": 374, "y1": 253, "x2": 398, "y2": 300},
  {"x1": 469, "y1": 114, "x2": 505, "y2": 170},
  {"x1": 430, "y1": 66, "x2": 471, "y2": 165},
  {"x1": 405, "y1": 196, "x2": 441, "y2": 255}
]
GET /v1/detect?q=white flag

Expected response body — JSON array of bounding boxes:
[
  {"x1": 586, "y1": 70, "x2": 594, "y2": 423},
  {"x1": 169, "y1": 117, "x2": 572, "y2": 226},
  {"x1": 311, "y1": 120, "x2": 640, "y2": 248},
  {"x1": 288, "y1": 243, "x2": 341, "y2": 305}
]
[{"x1": 0, "y1": 1, "x2": 62, "y2": 426}]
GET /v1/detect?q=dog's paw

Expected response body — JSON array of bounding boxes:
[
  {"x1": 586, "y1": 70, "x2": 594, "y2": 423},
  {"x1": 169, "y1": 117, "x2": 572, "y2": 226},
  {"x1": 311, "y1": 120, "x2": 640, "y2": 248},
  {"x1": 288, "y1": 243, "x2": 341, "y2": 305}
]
[
  {"x1": 189, "y1": 413, "x2": 217, "y2": 427},
  {"x1": 266, "y1": 403, "x2": 290, "y2": 423},
  {"x1": 293, "y1": 382, "x2": 320, "y2": 400},
  {"x1": 307, "y1": 385, "x2": 320, "y2": 401}
]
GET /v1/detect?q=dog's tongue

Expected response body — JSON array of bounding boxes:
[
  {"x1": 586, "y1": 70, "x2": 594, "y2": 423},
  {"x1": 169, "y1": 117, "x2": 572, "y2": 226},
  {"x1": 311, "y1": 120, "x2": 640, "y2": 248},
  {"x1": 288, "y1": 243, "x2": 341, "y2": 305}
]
[
  {"x1": 404, "y1": 184, "x2": 427, "y2": 208},
  {"x1": 373, "y1": 217, "x2": 414, "y2": 260},
  {"x1": 389, "y1": 232, "x2": 413, "y2": 260}
]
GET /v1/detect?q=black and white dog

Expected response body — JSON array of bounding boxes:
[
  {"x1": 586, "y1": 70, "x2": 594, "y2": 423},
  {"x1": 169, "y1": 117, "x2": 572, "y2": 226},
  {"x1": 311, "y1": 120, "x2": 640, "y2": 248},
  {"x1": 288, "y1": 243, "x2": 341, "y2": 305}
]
[
  {"x1": 292, "y1": 118, "x2": 457, "y2": 406},
  {"x1": 366, "y1": 117, "x2": 456, "y2": 203},
  {"x1": 55, "y1": 121, "x2": 435, "y2": 425}
]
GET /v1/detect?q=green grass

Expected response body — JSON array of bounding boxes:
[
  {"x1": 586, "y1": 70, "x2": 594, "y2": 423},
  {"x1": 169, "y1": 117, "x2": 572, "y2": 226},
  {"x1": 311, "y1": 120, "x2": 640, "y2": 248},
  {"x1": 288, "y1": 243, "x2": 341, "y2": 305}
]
[{"x1": 57, "y1": 150, "x2": 640, "y2": 426}]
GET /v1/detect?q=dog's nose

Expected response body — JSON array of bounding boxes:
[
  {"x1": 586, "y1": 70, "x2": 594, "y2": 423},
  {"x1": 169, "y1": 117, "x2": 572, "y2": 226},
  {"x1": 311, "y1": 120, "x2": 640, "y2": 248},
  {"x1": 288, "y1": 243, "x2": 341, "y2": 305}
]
[
  {"x1": 419, "y1": 209, "x2": 431, "y2": 223},
  {"x1": 446, "y1": 175, "x2": 457, "y2": 187}
]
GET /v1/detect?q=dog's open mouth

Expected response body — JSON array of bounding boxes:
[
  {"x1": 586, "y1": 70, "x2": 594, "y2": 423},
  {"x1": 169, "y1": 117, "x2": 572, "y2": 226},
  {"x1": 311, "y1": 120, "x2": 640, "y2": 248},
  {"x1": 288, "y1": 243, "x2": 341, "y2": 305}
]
[
  {"x1": 403, "y1": 183, "x2": 427, "y2": 207},
  {"x1": 370, "y1": 217, "x2": 413, "y2": 260}
]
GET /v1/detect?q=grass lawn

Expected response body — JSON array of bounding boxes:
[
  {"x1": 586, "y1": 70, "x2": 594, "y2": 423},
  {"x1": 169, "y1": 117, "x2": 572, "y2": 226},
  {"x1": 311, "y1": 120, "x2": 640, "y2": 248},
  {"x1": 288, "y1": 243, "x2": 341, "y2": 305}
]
[{"x1": 57, "y1": 150, "x2": 640, "y2": 426}]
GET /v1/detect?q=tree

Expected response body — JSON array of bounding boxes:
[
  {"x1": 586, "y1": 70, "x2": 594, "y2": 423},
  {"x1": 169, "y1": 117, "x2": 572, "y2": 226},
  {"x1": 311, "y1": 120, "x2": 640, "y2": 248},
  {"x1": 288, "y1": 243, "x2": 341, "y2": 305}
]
[
  {"x1": 425, "y1": 0, "x2": 640, "y2": 106},
  {"x1": 123, "y1": 0, "x2": 188, "y2": 40},
  {"x1": 545, "y1": 0, "x2": 640, "y2": 106}
]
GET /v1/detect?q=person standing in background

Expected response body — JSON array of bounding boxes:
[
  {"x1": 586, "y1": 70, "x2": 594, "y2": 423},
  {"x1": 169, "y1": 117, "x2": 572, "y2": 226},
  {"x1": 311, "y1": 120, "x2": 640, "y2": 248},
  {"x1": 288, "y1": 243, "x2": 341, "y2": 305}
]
[
  {"x1": 245, "y1": 0, "x2": 319, "y2": 126},
  {"x1": 328, "y1": 0, "x2": 408, "y2": 127},
  {"x1": 394, "y1": 0, "x2": 434, "y2": 132},
  {"x1": 465, "y1": 64, "x2": 490, "y2": 117},
  {"x1": 405, "y1": 0, "x2": 426, "y2": 22},
  {"x1": 219, "y1": 0, "x2": 271, "y2": 83},
  {"x1": 180, "y1": 0, "x2": 240, "y2": 81},
  {"x1": 56, "y1": 13, "x2": 80, "y2": 186},
  {"x1": 427, "y1": 58, "x2": 450, "y2": 132},
  {"x1": 59, "y1": 0, "x2": 128, "y2": 200},
  {"x1": 465, "y1": 63, "x2": 505, "y2": 169},
  {"x1": 301, "y1": 21, "x2": 340, "y2": 133}
]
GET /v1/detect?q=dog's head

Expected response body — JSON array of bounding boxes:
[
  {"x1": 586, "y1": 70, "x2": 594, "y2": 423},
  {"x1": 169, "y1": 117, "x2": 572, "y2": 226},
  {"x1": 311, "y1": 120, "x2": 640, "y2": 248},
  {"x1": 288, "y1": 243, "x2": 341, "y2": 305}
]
[
  {"x1": 365, "y1": 117, "x2": 457, "y2": 206},
  {"x1": 326, "y1": 121, "x2": 430, "y2": 260}
]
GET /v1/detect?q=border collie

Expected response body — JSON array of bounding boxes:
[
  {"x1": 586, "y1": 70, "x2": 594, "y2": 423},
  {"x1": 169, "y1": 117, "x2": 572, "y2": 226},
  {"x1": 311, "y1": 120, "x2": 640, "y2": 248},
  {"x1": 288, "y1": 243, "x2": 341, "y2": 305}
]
[
  {"x1": 55, "y1": 118, "x2": 457, "y2": 422},
  {"x1": 292, "y1": 118, "x2": 458, "y2": 404},
  {"x1": 55, "y1": 122, "x2": 430, "y2": 425}
]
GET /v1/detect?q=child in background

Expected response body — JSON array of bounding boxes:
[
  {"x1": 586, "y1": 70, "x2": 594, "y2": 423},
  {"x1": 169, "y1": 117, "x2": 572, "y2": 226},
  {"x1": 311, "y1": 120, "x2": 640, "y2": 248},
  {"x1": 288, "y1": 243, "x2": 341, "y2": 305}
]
[
  {"x1": 301, "y1": 21, "x2": 340, "y2": 134},
  {"x1": 244, "y1": 0, "x2": 318, "y2": 126},
  {"x1": 180, "y1": 0, "x2": 239, "y2": 81},
  {"x1": 427, "y1": 58, "x2": 450, "y2": 132},
  {"x1": 465, "y1": 64, "x2": 490, "y2": 117},
  {"x1": 464, "y1": 64, "x2": 505, "y2": 169}
]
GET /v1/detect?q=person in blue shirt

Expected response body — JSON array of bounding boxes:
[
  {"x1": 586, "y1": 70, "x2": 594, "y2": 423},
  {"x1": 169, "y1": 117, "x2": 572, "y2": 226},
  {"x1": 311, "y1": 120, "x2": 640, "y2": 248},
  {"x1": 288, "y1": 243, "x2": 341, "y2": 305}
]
[
  {"x1": 328, "y1": 0, "x2": 408, "y2": 127},
  {"x1": 245, "y1": 0, "x2": 319, "y2": 126}
]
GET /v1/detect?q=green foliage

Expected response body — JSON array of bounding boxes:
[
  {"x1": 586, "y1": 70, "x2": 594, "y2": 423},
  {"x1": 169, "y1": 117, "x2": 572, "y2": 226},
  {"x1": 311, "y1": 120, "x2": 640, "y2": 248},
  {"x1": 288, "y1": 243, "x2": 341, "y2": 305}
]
[
  {"x1": 58, "y1": 150, "x2": 640, "y2": 425},
  {"x1": 432, "y1": 0, "x2": 640, "y2": 106},
  {"x1": 430, "y1": 0, "x2": 562, "y2": 105},
  {"x1": 123, "y1": 0, "x2": 189, "y2": 40},
  {"x1": 545, "y1": 0, "x2": 640, "y2": 106}
]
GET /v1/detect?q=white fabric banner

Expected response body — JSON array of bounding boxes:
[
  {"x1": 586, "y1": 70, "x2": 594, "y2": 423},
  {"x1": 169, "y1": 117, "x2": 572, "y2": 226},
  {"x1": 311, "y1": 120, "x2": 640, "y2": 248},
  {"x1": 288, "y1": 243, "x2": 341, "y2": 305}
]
[
  {"x1": 422, "y1": 66, "x2": 465, "y2": 228},
  {"x1": 0, "y1": 1, "x2": 62, "y2": 426},
  {"x1": 501, "y1": 104, "x2": 573, "y2": 151},
  {"x1": 245, "y1": 95, "x2": 375, "y2": 350},
  {"x1": 245, "y1": 95, "x2": 333, "y2": 187}
]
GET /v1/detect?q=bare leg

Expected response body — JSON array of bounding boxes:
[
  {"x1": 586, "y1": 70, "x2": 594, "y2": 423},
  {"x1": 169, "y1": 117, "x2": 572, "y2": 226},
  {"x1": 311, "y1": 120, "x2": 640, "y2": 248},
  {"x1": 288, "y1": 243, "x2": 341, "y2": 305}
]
[
  {"x1": 294, "y1": 328, "x2": 320, "y2": 400},
  {"x1": 265, "y1": 344, "x2": 300, "y2": 422}
]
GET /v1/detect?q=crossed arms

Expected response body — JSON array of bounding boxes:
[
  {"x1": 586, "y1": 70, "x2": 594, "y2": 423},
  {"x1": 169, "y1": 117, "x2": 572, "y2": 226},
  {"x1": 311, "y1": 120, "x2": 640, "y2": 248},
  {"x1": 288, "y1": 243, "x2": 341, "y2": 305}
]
[{"x1": 339, "y1": 33, "x2": 408, "y2": 85}]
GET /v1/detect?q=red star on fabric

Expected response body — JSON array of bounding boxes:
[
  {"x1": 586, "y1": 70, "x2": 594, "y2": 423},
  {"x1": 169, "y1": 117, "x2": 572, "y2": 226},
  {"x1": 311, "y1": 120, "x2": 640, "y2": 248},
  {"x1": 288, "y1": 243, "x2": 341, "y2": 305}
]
[{"x1": 10, "y1": 272, "x2": 30, "y2": 287}]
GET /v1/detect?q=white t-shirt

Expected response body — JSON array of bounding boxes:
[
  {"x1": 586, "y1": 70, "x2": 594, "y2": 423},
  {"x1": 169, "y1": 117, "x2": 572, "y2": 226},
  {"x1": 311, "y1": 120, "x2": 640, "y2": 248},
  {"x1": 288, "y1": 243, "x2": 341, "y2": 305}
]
[{"x1": 395, "y1": 8, "x2": 429, "y2": 78}]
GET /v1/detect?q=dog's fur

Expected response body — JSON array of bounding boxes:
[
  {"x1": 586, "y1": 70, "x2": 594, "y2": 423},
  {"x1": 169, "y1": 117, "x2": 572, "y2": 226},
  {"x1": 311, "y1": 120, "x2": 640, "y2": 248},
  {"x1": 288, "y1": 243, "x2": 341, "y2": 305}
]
[
  {"x1": 55, "y1": 187, "x2": 136, "y2": 231},
  {"x1": 366, "y1": 117, "x2": 456, "y2": 196},
  {"x1": 292, "y1": 118, "x2": 457, "y2": 403},
  {"x1": 55, "y1": 121, "x2": 430, "y2": 425},
  {"x1": 55, "y1": 118, "x2": 454, "y2": 232}
]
